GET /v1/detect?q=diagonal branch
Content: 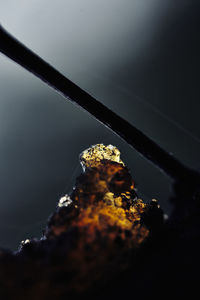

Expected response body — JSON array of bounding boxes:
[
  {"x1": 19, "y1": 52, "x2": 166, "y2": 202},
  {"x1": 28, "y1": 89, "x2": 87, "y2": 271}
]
[{"x1": 0, "y1": 25, "x2": 191, "y2": 181}]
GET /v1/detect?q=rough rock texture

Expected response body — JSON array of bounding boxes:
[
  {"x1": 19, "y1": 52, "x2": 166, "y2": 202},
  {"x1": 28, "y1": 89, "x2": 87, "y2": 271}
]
[{"x1": 1, "y1": 144, "x2": 198, "y2": 299}]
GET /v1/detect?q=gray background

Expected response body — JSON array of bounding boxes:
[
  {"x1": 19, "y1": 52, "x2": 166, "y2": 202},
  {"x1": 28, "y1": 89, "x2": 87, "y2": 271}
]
[{"x1": 0, "y1": 0, "x2": 200, "y2": 250}]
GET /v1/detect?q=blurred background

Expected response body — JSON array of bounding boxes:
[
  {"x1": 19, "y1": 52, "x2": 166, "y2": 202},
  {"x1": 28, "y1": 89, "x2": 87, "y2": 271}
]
[{"x1": 0, "y1": 0, "x2": 200, "y2": 250}]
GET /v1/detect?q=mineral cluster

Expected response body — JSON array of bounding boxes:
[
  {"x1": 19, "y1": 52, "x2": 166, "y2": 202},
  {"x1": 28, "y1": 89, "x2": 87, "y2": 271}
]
[{"x1": 0, "y1": 144, "x2": 163, "y2": 298}]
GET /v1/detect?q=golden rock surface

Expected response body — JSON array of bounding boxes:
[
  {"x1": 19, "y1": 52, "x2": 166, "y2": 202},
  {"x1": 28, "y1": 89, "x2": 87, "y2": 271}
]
[
  {"x1": 0, "y1": 144, "x2": 164, "y2": 298},
  {"x1": 45, "y1": 145, "x2": 153, "y2": 292},
  {"x1": 80, "y1": 143, "x2": 124, "y2": 170}
]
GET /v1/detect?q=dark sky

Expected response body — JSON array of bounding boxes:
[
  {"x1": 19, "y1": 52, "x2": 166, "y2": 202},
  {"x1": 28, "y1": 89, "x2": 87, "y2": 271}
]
[{"x1": 0, "y1": 0, "x2": 200, "y2": 250}]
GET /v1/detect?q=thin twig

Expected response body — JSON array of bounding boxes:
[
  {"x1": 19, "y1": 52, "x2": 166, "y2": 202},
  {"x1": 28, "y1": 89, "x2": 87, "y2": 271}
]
[{"x1": 0, "y1": 25, "x2": 191, "y2": 180}]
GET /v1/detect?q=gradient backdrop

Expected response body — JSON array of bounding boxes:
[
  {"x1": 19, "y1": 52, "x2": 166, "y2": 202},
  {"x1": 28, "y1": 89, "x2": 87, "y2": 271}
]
[{"x1": 0, "y1": 0, "x2": 200, "y2": 250}]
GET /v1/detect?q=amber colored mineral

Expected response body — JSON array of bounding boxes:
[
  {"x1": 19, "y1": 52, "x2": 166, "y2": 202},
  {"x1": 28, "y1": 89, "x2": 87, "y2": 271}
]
[
  {"x1": 0, "y1": 144, "x2": 163, "y2": 299},
  {"x1": 47, "y1": 144, "x2": 148, "y2": 243},
  {"x1": 44, "y1": 144, "x2": 162, "y2": 293}
]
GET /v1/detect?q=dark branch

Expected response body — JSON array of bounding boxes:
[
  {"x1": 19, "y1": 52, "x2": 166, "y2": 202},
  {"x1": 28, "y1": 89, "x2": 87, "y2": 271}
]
[{"x1": 0, "y1": 25, "x2": 192, "y2": 180}]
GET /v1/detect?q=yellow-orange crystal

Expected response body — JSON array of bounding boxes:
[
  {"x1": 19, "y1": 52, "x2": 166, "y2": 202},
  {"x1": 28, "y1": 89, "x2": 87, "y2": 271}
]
[{"x1": 46, "y1": 144, "x2": 151, "y2": 292}]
